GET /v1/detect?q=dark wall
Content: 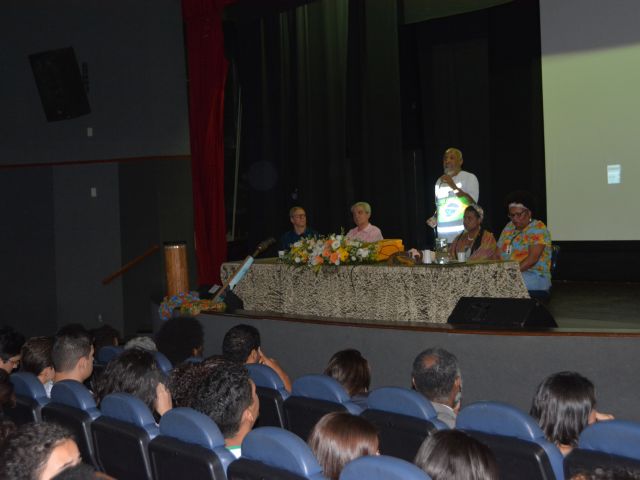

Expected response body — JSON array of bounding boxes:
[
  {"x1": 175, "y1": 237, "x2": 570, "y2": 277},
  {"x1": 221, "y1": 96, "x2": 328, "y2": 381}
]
[
  {"x1": 0, "y1": 1, "x2": 194, "y2": 336},
  {"x1": 0, "y1": 0, "x2": 190, "y2": 166},
  {"x1": 0, "y1": 169, "x2": 57, "y2": 337}
]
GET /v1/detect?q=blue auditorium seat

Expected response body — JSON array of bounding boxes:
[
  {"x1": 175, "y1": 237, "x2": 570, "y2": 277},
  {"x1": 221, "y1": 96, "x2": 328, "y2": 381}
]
[
  {"x1": 96, "y1": 345, "x2": 124, "y2": 365},
  {"x1": 149, "y1": 407, "x2": 235, "y2": 480},
  {"x1": 564, "y1": 420, "x2": 640, "y2": 477},
  {"x1": 42, "y1": 380, "x2": 101, "y2": 468},
  {"x1": 6, "y1": 371, "x2": 49, "y2": 424},
  {"x1": 339, "y1": 455, "x2": 431, "y2": 480},
  {"x1": 92, "y1": 393, "x2": 159, "y2": 480},
  {"x1": 284, "y1": 374, "x2": 362, "y2": 440},
  {"x1": 456, "y1": 401, "x2": 564, "y2": 480},
  {"x1": 248, "y1": 364, "x2": 290, "y2": 429},
  {"x1": 153, "y1": 351, "x2": 173, "y2": 374},
  {"x1": 227, "y1": 427, "x2": 326, "y2": 480},
  {"x1": 360, "y1": 387, "x2": 447, "y2": 462}
]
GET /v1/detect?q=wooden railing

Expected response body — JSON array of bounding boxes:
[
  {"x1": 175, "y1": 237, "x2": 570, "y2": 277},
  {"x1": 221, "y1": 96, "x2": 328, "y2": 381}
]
[{"x1": 102, "y1": 244, "x2": 160, "y2": 285}]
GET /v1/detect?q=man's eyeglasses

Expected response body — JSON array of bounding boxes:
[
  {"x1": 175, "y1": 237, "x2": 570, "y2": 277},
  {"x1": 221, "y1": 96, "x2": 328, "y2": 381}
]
[{"x1": 508, "y1": 210, "x2": 529, "y2": 220}]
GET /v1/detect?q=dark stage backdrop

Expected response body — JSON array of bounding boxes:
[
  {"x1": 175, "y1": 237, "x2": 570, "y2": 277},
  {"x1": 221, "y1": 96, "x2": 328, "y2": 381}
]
[
  {"x1": 225, "y1": 0, "x2": 543, "y2": 255},
  {"x1": 223, "y1": 0, "x2": 640, "y2": 281}
]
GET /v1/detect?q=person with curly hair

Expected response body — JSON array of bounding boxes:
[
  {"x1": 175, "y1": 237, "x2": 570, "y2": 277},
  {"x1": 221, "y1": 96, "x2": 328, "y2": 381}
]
[
  {"x1": 0, "y1": 422, "x2": 81, "y2": 480},
  {"x1": 188, "y1": 358, "x2": 259, "y2": 458}
]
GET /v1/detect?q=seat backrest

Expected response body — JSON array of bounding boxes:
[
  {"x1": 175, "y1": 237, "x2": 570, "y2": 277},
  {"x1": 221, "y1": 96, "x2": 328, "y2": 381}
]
[
  {"x1": 96, "y1": 346, "x2": 124, "y2": 365},
  {"x1": 457, "y1": 401, "x2": 564, "y2": 480},
  {"x1": 92, "y1": 393, "x2": 159, "y2": 480},
  {"x1": 42, "y1": 380, "x2": 101, "y2": 468},
  {"x1": 564, "y1": 420, "x2": 640, "y2": 478},
  {"x1": 6, "y1": 372, "x2": 49, "y2": 424},
  {"x1": 248, "y1": 364, "x2": 290, "y2": 429},
  {"x1": 360, "y1": 387, "x2": 445, "y2": 462},
  {"x1": 227, "y1": 427, "x2": 326, "y2": 480},
  {"x1": 339, "y1": 455, "x2": 431, "y2": 480},
  {"x1": 149, "y1": 407, "x2": 234, "y2": 480},
  {"x1": 153, "y1": 351, "x2": 173, "y2": 374},
  {"x1": 284, "y1": 375, "x2": 361, "y2": 440}
]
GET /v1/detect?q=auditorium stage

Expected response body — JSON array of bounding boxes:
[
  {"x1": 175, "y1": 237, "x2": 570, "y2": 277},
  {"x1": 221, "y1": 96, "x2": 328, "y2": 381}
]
[
  {"x1": 198, "y1": 281, "x2": 640, "y2": 423},
  {"x1": 548, "y1": 281, "x2": 640, "y2": 329}
]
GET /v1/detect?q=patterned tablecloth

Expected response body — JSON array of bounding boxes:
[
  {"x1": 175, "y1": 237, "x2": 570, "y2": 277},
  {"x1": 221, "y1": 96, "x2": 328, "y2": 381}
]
[{"x1": 220, "y1": 260, "x2": 529, "y2": 324}]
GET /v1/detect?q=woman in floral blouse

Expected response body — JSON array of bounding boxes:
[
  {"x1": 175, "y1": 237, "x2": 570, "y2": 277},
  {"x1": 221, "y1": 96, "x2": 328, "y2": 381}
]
[{"x1": 496, "y1": 191, "x2": 552, "y2": 292}]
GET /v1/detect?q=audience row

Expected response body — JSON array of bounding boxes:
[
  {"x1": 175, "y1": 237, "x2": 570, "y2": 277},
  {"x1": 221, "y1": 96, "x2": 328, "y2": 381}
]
[{"x1": 0, "y1": 322, "x2": 636, "y2": 480}]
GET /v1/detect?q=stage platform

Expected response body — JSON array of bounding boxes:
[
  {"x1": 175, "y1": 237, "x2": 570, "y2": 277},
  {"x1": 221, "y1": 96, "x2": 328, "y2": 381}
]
[{"x1": 198, "y1": 282, "x2": 640, "y2": 423}]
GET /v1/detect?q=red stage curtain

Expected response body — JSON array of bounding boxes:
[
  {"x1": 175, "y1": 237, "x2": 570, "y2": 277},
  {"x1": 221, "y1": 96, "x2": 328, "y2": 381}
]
[{"x1": 182, "y1": 0, "x2": 234, "y2": 285}]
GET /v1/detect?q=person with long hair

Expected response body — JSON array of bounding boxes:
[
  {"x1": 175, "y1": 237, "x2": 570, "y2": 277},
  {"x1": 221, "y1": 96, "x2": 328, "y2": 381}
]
[
  {"x1": 530, "y1": 371, "x2": 614, "y2": 456},
  {"x1": 324, "y1": 349, "x2": 371, "y2": 409},
  {"x1": 308, "y1": 412, "x2": 379, "y2": 480},
  {"x1": 414, "y1": 430, "x2": 499, "y2": 480}
]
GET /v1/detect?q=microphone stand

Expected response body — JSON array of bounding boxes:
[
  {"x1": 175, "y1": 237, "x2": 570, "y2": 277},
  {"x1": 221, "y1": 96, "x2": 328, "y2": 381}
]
[{"x1": 211, "y1": 238, "x2": 275, "y2": 303}]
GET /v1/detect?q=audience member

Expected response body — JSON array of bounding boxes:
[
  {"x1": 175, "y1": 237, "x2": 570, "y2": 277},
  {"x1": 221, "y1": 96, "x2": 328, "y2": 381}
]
[
  {"x1": 324, "y1": 349, "x2": 371, "y2": 408},
  {"x1": 169, "y1": 355, "x2": 225, "y2": 408},
  {"x1": 0, "y1": 422, "x2": 81, "y2": 480},
  {"x1": 346, "y1": 201, "x2": 383, "y2": 242},
  {"x1": 155, "y1": 317, "x2": 203, "y2": 366},
  {"x1": 412, "y1": 347, "x2": 462, "y2": 428},
  {"x1": 0, "y1": 370, "x2": 16, "y2": 414},
  {"x1": 280, "y1": 206, "x2": 319, "y2": 251},
  {"x1": 414, "y1": 430, "x2": 499, "y2": 480},
  {"x1": 95, "y1": 348, "x2": 172, "y2": 419},
  {"x1": 222, "y1": 324, "x2": 292, "y2": 392},
  {"x1": 51, "y1": 462, "x2": 115, "y2": 479},
  {"x1": 0, "y1": 326, "x2": 25, "y2": 373},
  {"x1": 188, "y1": 358, "x2": 259, "y2": 458},
  {"x1": 124, "y1": 336, "x2": 157, "y2": 351},
  {"x1": 530, "y1": 371, "x2": 614, "y2": 456},
  {"x1": 89, "y1": 325, "x2": 120, "y2": 353},
  {"x1": 0, "y1": 419, "x2": 17, "y2": 449},
  {"x1": 52, "y1": 328, "x2": 94, "y2": 385},
  {"x1": 308, "y1": 412, "x2": 379, "y2": 480},
  {"x1": 21, "y1": 336, "x2": 55, "y2": 396},
  {"x1": 571, "y1": 468, "x2": 640, "y2": 480}
]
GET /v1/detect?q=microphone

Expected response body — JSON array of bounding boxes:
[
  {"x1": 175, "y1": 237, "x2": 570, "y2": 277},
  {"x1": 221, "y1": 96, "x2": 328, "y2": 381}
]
[{"x1": 252, "y1": 237, "x2": 276, "y2": 258}]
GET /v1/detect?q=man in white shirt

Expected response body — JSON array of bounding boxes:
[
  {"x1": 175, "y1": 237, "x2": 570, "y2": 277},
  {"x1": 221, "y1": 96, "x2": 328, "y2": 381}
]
[{"x1": 428, "y1": 148, "x2": 479, "y2": 243}]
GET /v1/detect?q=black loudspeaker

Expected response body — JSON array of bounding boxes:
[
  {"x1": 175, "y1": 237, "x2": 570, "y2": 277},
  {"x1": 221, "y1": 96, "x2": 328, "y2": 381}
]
[
  {"x1": 447, "y1": 297, "x2": 557, "y2": 328},
  {"x1": 29, "y1": 47, "x2": 91, "y2": 122}
]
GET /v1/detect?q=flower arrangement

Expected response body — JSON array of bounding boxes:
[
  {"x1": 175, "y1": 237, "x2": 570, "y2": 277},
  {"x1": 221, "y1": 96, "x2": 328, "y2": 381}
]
[
  {"x1": 159, "y1": 291, "x2": 225, "y2": 320},
  {"x1": 282, "y1": 234, "x2": 377, "y2": 270}
]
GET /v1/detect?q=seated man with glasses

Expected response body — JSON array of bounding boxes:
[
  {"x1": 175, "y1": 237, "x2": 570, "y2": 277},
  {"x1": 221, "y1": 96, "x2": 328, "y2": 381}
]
[
  {"x1": 496, "y1": 191, "x2": 552, "y2": 292},
  {"x1": 279, "y1": 206, "x2": 318, "y2": 251}
]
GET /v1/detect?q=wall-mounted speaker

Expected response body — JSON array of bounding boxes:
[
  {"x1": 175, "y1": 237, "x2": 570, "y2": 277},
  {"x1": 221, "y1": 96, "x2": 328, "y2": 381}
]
[
  {"x1": 29, "y1": 47, "x2": 91, "y2": 122},
  {"x1": 447, "y1": 297, "x2": 557, "y2": 328}
]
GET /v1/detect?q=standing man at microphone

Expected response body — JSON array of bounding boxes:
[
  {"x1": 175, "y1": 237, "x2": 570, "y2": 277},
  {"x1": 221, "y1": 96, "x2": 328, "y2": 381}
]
[
  {"x1": 279, "y1": 206, "x2": 318, "y2": 251},
  {"x1": 427, "y1": 147, "x2": 479, "y2": 243}
]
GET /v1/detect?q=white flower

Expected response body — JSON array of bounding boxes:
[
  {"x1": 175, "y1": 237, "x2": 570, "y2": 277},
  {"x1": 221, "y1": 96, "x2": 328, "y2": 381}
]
[
  {"x1": 295, "y1": 257, "x2": 301, "y2": 263},
  {"x1": 351, "y1": 256, "x2": 356, "y2": 261},
  {"x1": 336, "y1": 235, "x2": 343, "y2": 241},
  {"x1": 331, "y1": 240, "x2": 340, "y2": 250},
  {"x1": 293, "y1": 241, "x2": 302, "y2": 248}
]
